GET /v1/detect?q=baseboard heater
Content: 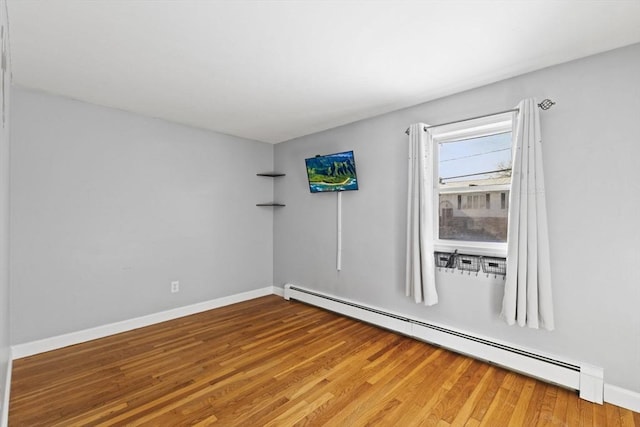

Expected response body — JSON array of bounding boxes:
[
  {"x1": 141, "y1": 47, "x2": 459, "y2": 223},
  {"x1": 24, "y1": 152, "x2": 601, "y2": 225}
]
[{"x1": 283, "y1": 284, "x2": 603, "y2": 404}]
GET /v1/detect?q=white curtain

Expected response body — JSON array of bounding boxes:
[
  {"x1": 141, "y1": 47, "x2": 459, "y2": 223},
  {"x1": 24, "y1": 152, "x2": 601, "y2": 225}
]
[
  {"x1": 406, "y1": 123, "x2": 438, "y2": 306},
  {"x1": 502, "y1": 98, "x2": 555, "y2": 330}
]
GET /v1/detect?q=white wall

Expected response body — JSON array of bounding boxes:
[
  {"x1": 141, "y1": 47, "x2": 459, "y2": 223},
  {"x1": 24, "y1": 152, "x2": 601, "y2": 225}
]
[
  {"x1": 274, "y1": 43, "x2": 640, "y2": 392},
  {"x1": 10, "y1": 87, "x2": 275, "y2": 344},
  {"x1": 0, "y1": 0, "x2": 11, "y2": 418}
]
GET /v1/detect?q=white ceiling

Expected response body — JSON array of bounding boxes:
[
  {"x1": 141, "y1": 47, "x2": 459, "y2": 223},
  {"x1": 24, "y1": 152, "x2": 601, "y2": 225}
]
[{"x1": 7, "y1": 1, "x2": 640, "y2": 144}]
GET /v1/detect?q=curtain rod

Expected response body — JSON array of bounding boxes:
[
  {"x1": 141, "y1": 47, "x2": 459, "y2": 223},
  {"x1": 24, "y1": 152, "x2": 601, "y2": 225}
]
[{"x1": 404, "y1": 99, "x2": 555, "y2": 135}]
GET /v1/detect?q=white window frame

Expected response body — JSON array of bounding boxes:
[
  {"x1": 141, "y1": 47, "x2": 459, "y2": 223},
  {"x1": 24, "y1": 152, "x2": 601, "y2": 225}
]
[{"x1": 430, "y1": 111, "x2": 515, "y2": 257}]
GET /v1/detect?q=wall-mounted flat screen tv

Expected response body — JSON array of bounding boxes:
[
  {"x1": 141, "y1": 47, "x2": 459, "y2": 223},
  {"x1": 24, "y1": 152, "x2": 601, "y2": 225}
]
[{"x1": 305, "y1": 150, "x2": 359, "y2": 193}]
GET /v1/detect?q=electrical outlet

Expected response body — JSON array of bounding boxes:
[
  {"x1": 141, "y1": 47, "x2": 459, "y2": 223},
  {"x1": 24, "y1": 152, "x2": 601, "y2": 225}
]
[{"x1": 171, "y1": 280, "x2": 180, "y2": 293}]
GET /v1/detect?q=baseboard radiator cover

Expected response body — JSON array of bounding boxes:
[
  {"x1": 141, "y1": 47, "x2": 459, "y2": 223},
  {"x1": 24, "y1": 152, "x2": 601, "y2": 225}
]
[{"x1": 283, "y1": 284, "x2": 604, "y2": 404}]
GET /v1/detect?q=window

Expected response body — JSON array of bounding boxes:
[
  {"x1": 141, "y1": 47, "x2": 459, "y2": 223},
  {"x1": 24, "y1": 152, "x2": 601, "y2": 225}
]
[{"x1": 432, "y1": 112, "x2": 514, "y2": 256}]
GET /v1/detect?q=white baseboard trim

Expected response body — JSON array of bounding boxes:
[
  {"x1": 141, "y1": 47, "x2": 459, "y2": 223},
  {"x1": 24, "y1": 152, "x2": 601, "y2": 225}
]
[
  {"x1": 9, "y1": 286, "x2": 640, "y2": 415},
  {"x1": 604, "y1": 384, "x2": 640, "y2": 413},
  {"x1": 1, "y1": 350, "x2": 11, "y2": 427},
  {"x1": 12, "y1": 286, "x2": 277, "y2": 359}
]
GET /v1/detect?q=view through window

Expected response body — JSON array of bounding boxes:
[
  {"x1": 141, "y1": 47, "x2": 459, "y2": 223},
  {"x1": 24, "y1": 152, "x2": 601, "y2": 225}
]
[{"x1": 437, "y1": 130, "x2": 512, "y2": 243}]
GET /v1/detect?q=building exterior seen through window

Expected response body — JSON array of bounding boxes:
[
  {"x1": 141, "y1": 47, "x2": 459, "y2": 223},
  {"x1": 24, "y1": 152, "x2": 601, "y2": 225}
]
[{"x1": 435, "y1": 120, "x2": 513, "y2": 244}]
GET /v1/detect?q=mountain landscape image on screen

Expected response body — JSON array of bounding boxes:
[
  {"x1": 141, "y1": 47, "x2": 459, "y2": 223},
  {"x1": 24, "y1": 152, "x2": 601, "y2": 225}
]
[{"x1": 305, "y1": 151, "x2": 359, "y2": 193}]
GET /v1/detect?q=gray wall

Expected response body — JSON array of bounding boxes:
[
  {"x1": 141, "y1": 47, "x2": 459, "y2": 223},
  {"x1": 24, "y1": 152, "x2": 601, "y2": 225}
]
[
  {"x1": 274, "y1": 43, "x2": 640, "y2": 392},
  {"x1": 10, "y1": 87, "x2": 274, "y2": 344},
  {"x1": 0, "y1": 0, "x2": 11, "y2": 414}
]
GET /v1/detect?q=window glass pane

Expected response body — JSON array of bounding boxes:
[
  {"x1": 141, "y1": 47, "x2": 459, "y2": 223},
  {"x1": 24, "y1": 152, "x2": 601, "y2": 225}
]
[
  {"x1": 439, "y1": 132, "x2": 512, "y2": 186},
  {"x1": 439, "y1": 190, "x2": 509, "y2": 242},
  {"x1": 437, "y1": 131, "x2": 512, "y2": 243}
]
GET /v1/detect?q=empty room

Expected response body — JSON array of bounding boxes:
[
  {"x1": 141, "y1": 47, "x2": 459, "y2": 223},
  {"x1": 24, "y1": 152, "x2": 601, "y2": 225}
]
[{"x1": 1, "y1": 1, "x2": 639, "y2": 425}]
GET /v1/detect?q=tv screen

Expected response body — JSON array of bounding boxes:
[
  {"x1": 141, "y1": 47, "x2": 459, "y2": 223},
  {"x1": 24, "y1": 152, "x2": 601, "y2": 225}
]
[{"x1": 305, "y1": 150, "x2": 359, "y2": 193}]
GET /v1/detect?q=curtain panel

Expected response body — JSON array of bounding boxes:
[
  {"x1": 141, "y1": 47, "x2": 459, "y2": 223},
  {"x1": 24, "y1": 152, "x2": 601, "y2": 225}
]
[
  {"x1": 502, "y1": 98, "x2": 555, "y2": 330},
  {"x1": 405, "y1": 123, "x2": 438, "y2": 306}
]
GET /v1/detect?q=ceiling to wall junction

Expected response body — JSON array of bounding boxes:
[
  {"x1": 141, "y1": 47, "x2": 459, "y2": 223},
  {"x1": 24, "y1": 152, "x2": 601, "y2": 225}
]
[{"x1": 7, "y1": 0, "x2": 640, "y2": 143}]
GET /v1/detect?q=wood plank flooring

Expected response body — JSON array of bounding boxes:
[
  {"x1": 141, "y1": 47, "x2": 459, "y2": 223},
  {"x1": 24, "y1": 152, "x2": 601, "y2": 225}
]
[{"x1": 9, "y1": 295, "x2": 640, "y2": 426}]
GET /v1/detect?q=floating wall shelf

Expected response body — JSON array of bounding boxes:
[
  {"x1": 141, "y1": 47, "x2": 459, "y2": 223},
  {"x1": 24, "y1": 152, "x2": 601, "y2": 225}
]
[
  {"x1": 257, "y1": 172, "x2": 286, "y2": 207},
  {"x1": 256, "y1": 172, "x2": 286, "y2": 177}
]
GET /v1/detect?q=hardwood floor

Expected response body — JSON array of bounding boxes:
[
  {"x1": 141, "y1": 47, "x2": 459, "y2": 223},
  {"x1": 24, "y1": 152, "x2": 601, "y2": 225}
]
[{"x1": 9, "y1": 295, "x2": 640, "y2": 426}]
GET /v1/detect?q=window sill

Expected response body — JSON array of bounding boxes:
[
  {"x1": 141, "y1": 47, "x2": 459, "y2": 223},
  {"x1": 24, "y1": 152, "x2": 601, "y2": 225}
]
[{"x1": 434, "y1": 241, "x2": 507, "y2": 258}]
